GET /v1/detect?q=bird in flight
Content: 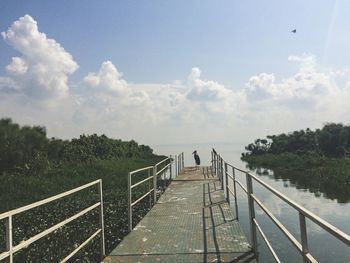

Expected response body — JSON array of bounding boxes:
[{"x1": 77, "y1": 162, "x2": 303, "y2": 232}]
[{"x1": 291, "y1": 29, "x2": 296, "y2": 33}]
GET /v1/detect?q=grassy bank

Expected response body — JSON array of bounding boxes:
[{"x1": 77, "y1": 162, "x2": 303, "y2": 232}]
[
  {"x1": 242, "y1": 153, "x2": 350, "y2": 202},
  {"x1": 0, "y1": 118, "x2": 172, "y2": 261},
  {"x1": 0, "y1": 157, "x2": 164, "y2": 212},
  {"x1": 0, "y1": 156, "x2": 168, "y2": 262}
]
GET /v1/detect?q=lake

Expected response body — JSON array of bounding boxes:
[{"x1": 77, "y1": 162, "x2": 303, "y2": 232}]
[{"x1": 151, "y1": 142, "x2": 350, "y2": 263}]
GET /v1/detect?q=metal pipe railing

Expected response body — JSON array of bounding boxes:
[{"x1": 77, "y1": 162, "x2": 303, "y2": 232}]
[
  {"x1": 0, "y1": 180, "x2": 105, "y2": 262},
  {"x1": 246, "y1": 173, "x2": 258, "y2": 255},
  {"x1": 127, "y1": 152, "x2": 185, "y2": 231},
  {"x1": 128, "y1": 156, "x2": 175, "y2": 231},
  {"x1": 174, "y1": 152, "x2": 184, "y2": 176},
  {"x1": 211, "y1": 149, "x2": 350, "y2": 263},
  {"x1": 0, "y1": 152, "x2": 186, "y2": 261}
]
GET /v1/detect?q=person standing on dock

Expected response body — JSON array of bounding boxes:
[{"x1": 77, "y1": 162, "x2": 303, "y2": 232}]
[{"x1": 192, "y1": 150, "x2": 200, "y2": 169}]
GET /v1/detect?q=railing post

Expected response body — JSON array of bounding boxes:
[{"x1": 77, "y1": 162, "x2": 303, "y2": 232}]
[
  {"x1": 219, "y1": 156, "x2": 221, "y2": 178},
  {"x1": 163, "y1": 166, "x2": 166, "y2": 189},
  {"x1": 179, "y1": 154, "x2": 181, "y2": 172},
  {"x1": 212, "y1": 150, "x2": 215, "y2": 175},
  {"x1": 215, "y1": 154, "x2": 217, "y2": 177},
  {"x1": 177, "y1": 155, "x2": 179, "y2": 173},
  {"x1": 182, "y1": 152, "x2": 184, "y2": 170},
  {"x1": 6, "y1": 215, "x2": 13, "y2": 263},
  {"x1": 148, "y1": 168, "x2": 152, "y2": 208},
  {"x1": 299, "y1": 212, "x2": 309, "y2": 263},
  {"x1": 153, "y1": 165, "x2": 157, "y2": 203},
  {"x1": 233, "y1": 167, "x2": 239, "y2": 220},
  {"x1": 211, "y1": 151, "x2": 214, "y2": 174},
  {"x1": 216, "y1": 154, "x2": 219, "y2": 178},
  {"x1": 217, "y1": 155, "x2": 220, "y2": 179},
  {"x1": 180, "y1": 153, "x2": 182, "y2": 171},
  {"x1": 169, "y1": 156, "x2": 173, "y2": 180},
  {"x1": 216, "y1": 154, "x2": 219, "y2": 177},
  {"x1": 127, "y1": 172, "x2": 132, "y2": 232},
  {"x1": 214, "y1": 151, "x2": 217, "y2": 175},
  {"x1": 98, "y1": 180, "x2": 106, "y2": 259},
  {"x1": 224, "y1": 162, "x2": 229, "y2": 203},
  {"x1": 246, "y1": 172, "x2": 258, "y2": 256},
  {"x1": 175, "y1": 155, "x2": 178, "y2": 176},
  {"x1": 220, "y1": 157, "x2": 224, "y2": 190}
]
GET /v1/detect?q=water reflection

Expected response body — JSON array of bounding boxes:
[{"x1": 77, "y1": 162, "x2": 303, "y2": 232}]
[
  {"x1": 152, "y1": 143, "x2": 350, "y2": 262},
  {"x1": 244, "y1": 162, "x2": 350, "y2": 203}
]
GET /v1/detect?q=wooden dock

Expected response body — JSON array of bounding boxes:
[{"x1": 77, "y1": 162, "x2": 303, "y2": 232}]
[{"x1": 104, "y1": 167, "x2": 256, "y2": 263}]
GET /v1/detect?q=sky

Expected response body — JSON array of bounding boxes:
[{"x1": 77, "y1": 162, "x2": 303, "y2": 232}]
[{"x1": 0, "y1": 0, "x2": 350, "y2": 146}]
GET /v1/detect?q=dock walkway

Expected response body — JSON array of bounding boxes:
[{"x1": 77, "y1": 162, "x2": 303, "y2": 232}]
[{"x1": 104, "y1": 167, "x2": 256, "y2": 263}]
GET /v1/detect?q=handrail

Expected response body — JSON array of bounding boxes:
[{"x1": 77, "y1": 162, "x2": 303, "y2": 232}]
[
  {"x1": 127, "y1": 153, "x2": 185, "y2": 231},
  {"x1": 253, "y1": 218, "x2": 280, "y2": 263},
  {"x1": 130, "y1": 166, "x2": 154, "y2": 175},
  {"x1": 0, "y1": 152, "x2": 186, "y2": 261},
  {"x1": 156, "y1": 164, "x2": 170, "y2": 176},
  {"x1": 225, "y1": 161, "x2": 350, "y2": 244},
  {"x1": 174, "y1": 152, "x2": 184, "y2": 175},
  {"x1": 212, "y1": 149, "x2": 350, "y2": 263},
  {"x1": 130, "y1": 176, "x2": 154, "y2": 189},
  {"x1": 0, "y1": 179, "x2": 101, "y2": 220},
  {"x1": 225, "y1": 162, "x2": 246, "y2": 173},
  {"x1": 249, "y1": 172, "x2": 350, "y2": 245},
  {"x1": 0, "y1": 180, "x2": 105, "y2": 262},
  {"x1": 128, "y1": 154, "x2": 184, "y2": 232},
  {"x1": 60, "y1": 229, "x2": 101, "y2": 263},
  {"x1": 155, "y1": 157, "x2": 171, "y2": 167}
]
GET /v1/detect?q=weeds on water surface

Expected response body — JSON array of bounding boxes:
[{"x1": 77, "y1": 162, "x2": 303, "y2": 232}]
[
  {"x1": 242, "y1": 153, "x2": 350, "y2": 202},
  {"x1": 0, "y1": 156, "x2": 169, "y2": 262}
]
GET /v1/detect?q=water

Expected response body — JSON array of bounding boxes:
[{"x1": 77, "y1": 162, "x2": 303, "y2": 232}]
[{"x1": 151, "y1": 143, "x2": 350, "y2": 263}]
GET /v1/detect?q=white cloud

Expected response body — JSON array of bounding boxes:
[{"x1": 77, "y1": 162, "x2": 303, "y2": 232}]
[
  {"x1": 0, "y1": 76, "x2": 19, "y2": 93},
  {"x1": 78, "y1": 64, "x2": 241, "y2": 128},
  {"x1": 184, "y1": 67, "x2": 246, "y2": 123},
  {"x1": 245, "y1": 73, "x2": 278, "y2": 100},
  {"x1": 288, "y1": 53, "x2": 316, "y2": 73},
  {"x1": 244, "y1": 54, "x2": 342, "y2": 110},
  {"x1": 83, "y1": 61, "x2": 127, "y2": 95},
  {"x1": 1, "y1": 14, "x2": 350, "y2": 145},
  {"x1": 186, "y1": 67, "x2": 230, "y2": 101},
  {"x1": 6, "y1": 57, "x2": 28, "y2": 75},
  {"x1": 239, "y1": 54, "x2": 350, "y2": 142},
  {"x1": 1, "y1": 14, "x2": 78, "y2": 100}
]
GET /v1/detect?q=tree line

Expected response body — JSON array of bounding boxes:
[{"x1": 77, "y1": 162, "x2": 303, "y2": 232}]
[
  {"x1": 243, "y1": 123, "x2": 350, "y2": 158},
  {"x1": 0, "y1": 118, "x2": 155, "y2": 176}
]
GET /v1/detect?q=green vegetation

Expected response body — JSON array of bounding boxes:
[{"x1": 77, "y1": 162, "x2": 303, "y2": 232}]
[
  {"x1": 0, "y1": 118, "x2": 154, "y2": 178},
  {"x1": 242, "y1": 123, "x2": 350, "y2": 158},
  {"x1": 241, "y1": 123, "x2": 350, "y2": 203},
  {"x1": 0, "y1": 118, "x2": 168, "y2": 261}
]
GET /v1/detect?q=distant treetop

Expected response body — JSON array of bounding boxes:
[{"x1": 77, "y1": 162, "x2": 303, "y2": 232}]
[{"x1": 242, "y1": 123, "x2": 350, "y2": 158}]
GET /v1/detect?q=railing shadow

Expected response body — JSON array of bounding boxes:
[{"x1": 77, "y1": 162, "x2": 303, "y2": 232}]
[
  {"x1": 202, "y1": 166, "x2": 215, "y2": 179},
  {"x1": 201, "y1": 182, "x2": 255, "y2": 263},
  {"x1": 227, "y1": 251, "x2": 257, "y2": 263}
]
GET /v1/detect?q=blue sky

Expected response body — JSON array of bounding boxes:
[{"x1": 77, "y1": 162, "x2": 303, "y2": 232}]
[
  {"x1": 0, "y1": 1, "x2": 350, "y2": 145},
  {"x1": 2, "y1": 1, "x2": 348, "y2": 84}
]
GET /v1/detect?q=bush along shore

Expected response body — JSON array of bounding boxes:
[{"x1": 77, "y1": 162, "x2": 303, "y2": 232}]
[
  {"x1": 241, "y1": 123, "x2": 350, "y2": 203},
  {"x1": 0, "y1": 118, "x2": 168, "y2": 262}
]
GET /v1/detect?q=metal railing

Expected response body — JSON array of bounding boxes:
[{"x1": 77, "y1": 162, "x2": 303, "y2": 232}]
[
  {"x1": 212, "y1": 149, "x2": 350, "y2": 263},
  {"x1": 175, "y1": 152, "x2": 184, "y2": 176},
  {"x1": 0, "y1": 180, "x2": 105, "y2": 263},
  {"x1": 127, "y1": 153, "x2": 184, "y2": 231}
]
